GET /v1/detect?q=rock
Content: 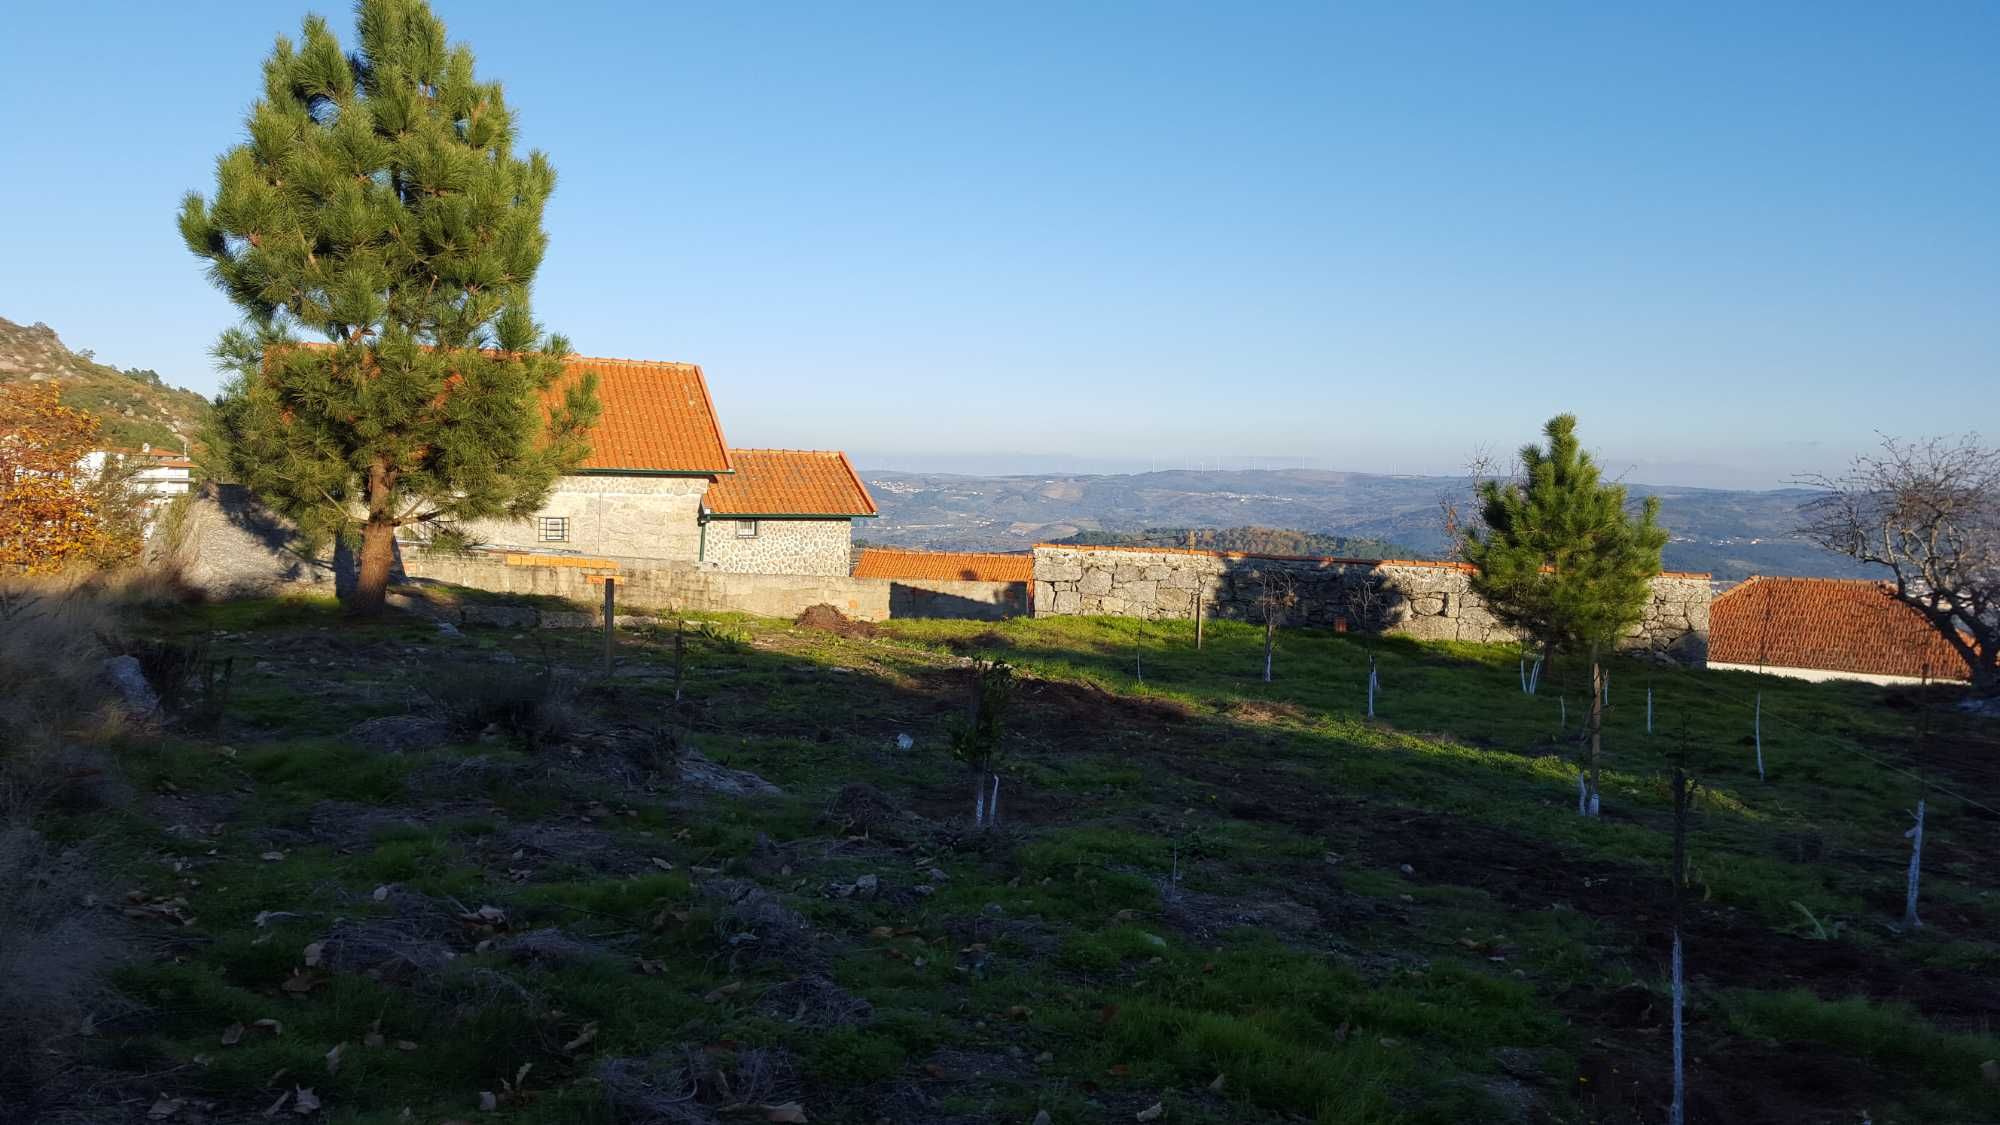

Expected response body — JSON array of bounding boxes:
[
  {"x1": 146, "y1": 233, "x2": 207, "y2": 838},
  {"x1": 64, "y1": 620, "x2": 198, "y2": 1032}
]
[
  {"x1": 101, "y1": 655, "x2": 160, "y2": 718},
  {"x1": 895, "y1": 732, "x2": 914, "y2": 750},
  {"x1": 346, "y1": 714, "x2": 453, "y2": 754},
  {"x1": 1983, "y1": 1058, "x2": 1999, "y2": 1085},
  {"x1": 1400, "y1": 863, "x2": 1415, "y2": 876},
  {"x1": 461, "y1": 604, "x2": 540, "y2": 629},
  {"x1": 1032, "y1": 1112, "x2": 1052, "y2": 1125},
  {"x1": 1135, "y1": 1103, "x2": 1165, "y2": 1121},
  {"x1": 855, "y1": 874, "x2": 880, "y2": 899},
  {"x1": 913, "y1": 884, "x2": 936, "y2": 897},
  {"x1": 434, "y1": 620, "x2": 461, "y2": 637},
  {"x1": 142, "y1": 483, "x2": 351, "y2": 598},
  {"x1": 678, "y1": 750, "x2": 782, "y2": 797}
]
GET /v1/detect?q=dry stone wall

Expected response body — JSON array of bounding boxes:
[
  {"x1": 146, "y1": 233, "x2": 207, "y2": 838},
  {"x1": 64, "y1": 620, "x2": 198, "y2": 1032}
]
[{"x1": 1032, "y1": 545, "x2": 1711, "y2": 661}]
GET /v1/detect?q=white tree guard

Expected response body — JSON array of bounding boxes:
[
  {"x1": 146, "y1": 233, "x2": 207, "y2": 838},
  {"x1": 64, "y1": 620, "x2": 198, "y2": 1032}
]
[
  {"x1": 1367, "y1": 660, "x2": 1379, "y2": 719},
  {"x1": 1754, "y1": 692, "x2": 1765, "y2": 782},
  {"x1": 1670, "y1": 928, "x2": 1685, "y2": 1125},
  {"x1": 1904, "y1": 799, "x2": 1925, "y2": 929}
]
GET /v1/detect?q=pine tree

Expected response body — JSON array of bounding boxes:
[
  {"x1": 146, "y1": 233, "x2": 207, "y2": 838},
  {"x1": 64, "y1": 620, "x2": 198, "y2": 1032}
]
[
  {"x1": 1461, "y1": 414, "x2": 1667, "y2": 815},
  {"x1": 180, "y1": 0, "x2": 598, "y2": 614}
]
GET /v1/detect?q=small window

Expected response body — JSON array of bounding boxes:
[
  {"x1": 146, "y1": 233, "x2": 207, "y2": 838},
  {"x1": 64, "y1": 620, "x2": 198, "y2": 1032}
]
[
  {"x1": 735, "y1": 519, "x2": 759, "y2": 538},
  {"x1": 538, "y1": 516, "x2": 568, "y2": 543}
]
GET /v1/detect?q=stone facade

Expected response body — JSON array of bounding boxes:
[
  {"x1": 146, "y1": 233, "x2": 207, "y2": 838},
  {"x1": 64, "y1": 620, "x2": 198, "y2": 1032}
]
[
  {"x1": 459, "y1": 475, "x2": 709, "y2": 561},
  {"x1": 700, "y1": 517, "x2": 854, "y2": 577},
  {"x1": 1032, "y1": 545, "x2": 1711, "y2": 661}
]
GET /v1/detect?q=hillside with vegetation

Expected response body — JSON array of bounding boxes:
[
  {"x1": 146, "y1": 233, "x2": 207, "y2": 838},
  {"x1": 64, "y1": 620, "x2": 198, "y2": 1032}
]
[
  {"x1": 6, "y1": 582, "x2": 1996, "y2": 1124},
  {"x1": 861, "y1": 469, "x2": 1876, "y2": 582},
  {"x1": 1051, "y1": 526, "x2": 1412, "y2": 559},
  {"x1": 0, "y1": 315, "x2": 209, "y2": 451}
]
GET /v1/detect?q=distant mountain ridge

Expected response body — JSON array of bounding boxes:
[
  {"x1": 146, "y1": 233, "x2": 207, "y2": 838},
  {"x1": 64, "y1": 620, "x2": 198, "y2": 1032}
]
[
  {"x1": 859, "y1": 467, "x2": 1877, "y2": 583},
  {"x1": 1052, "y1": 526, "x2": 1413, "y2": 560},
  {"x1": 0, "y1": 316, "x2": 209, "y2": 451}
]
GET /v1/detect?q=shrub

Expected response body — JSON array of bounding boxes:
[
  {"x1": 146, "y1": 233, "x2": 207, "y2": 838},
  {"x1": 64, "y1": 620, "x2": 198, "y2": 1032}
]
[{"x1": 423, "y1": 656, "x2": 577, "y2": 750}]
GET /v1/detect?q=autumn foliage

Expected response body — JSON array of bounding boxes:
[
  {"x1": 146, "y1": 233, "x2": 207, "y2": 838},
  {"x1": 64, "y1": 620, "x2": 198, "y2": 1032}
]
[{"x1": 0, "y1": 382, "x2": 142, "y2": 574}]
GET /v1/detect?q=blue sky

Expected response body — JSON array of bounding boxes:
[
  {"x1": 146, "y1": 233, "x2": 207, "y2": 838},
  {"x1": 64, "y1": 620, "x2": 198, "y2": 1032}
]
[{"x1": 2, "y1": 2, "x2": 1994, "y2": 487}]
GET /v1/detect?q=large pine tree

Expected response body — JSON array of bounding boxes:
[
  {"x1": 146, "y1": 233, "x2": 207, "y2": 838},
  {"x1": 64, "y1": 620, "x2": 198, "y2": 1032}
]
[
  {"x1": 1461, "y1": 414, "x2": 1668, "y2": 815},
  {"x1": 181, "y1": 0, "x2": 598, "y2": 614}
]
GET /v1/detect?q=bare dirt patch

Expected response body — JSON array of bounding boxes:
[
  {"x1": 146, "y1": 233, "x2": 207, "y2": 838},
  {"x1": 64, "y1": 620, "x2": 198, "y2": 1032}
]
[{"x1": 795, "y1": 604, "x2": 878, "y2": 639}]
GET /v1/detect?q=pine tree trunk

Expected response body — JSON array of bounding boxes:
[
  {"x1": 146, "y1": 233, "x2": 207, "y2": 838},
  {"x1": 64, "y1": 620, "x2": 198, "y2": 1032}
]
[
  {"x1": 350, "y1": 457, "x2": 396, "y2": 617},
  {"x1": 1587, "y1": 649, "x2": 1604, "y2": 816},
  {"x1": 353, "y1": 516, "x2": 396, "y2": 616}
]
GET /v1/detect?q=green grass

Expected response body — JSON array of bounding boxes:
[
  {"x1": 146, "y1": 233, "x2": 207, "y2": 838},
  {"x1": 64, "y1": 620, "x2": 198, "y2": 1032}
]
[{"x1": 40, "y1": 602, "x2": 1994, "y2": 1125}]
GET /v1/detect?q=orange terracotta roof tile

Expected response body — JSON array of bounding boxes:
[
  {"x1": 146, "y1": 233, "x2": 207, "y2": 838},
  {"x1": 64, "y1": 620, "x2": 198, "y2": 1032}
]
[
  {"x1": 853, "y1": 548, "x2": 1034, "y2": 583},
  {"x1": 285, "y1": 343, "x2": 732, "y2": 474},
  {"x1": 554, "y1": 356, "x2": 731, "y2": 474},
  {"x1": 703, "y1": 449, "x2": 877, "y2": 517},
  {"x1": 1709, "y1": 576, "x2": 1971, "y2": 681}
]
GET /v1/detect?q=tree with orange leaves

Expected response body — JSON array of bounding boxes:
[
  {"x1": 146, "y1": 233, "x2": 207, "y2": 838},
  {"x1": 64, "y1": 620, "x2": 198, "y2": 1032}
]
[{"x1": 0, "y1": 382, "x2": 143, "y2": 574}]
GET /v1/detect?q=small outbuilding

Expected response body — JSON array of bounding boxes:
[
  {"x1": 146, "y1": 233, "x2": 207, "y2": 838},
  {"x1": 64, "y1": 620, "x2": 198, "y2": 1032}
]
[{"x1": 1708, "y1": 576, "x2": 1971, "y2": 685}]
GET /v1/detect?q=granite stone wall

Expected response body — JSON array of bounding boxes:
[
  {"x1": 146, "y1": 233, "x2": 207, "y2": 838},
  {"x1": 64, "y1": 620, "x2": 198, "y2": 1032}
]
[
  {"x1": 459, "y1": 475, "x2": 709, "y2": 561},
  {"x1": 400, "y1": 547, "x2": 1023, "y2": 622},
  {"x1": 1032, "y1": 545, "x2": 1711, "y2": 661},
  {"x1": 700, "y1": 518, "x2": 854, "y2": 577}
]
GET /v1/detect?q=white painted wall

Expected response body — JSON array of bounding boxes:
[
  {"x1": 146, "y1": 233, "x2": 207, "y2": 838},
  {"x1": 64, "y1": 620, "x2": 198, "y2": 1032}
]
[{"x1": 1708, "y1": 661, "x2": 1966, "y2": 686}]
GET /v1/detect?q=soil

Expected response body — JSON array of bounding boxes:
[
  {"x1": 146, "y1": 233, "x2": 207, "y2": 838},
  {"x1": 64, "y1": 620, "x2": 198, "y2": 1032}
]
[{"x1": 795, "y1": 604, "x2": 879, "y2": 638}]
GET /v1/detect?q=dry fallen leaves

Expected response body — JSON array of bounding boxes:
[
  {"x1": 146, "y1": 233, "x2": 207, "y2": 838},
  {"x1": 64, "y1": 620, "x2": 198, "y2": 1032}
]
[
  {"x1": 220, "y1": 1023, "x2": 245, "y2": 1046},
  {"x1": 302, "y1": 941, "x2": 324, "y2": 968},
  {"x1": 1135, "y1": 1102, "x2": 1164, "y2": 1122},
  {"x1": 762, "y1": 1103, "x2": 809, "y2": 1123},
  {"x1": 325, "y1": 1043, "x2": 345, "y2": 1076},
  {"x1": 147, "y1": 1095, "x2": 186, "y2": 1120},
  {"x1": 292, "y1": 1087, "x2": 320, "y2": 1115}
]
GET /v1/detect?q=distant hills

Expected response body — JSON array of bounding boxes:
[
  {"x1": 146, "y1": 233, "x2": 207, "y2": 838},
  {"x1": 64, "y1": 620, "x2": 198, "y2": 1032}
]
[
  {"x1": 0, "y1": 316, "x2": 209, "y2": 451},
  {"x1": 858, "y1": 467, "x2": 1878, "y2": 583},
  {"x1": 1050, "y1": 526, "x2": 1413, "y2": 559}
]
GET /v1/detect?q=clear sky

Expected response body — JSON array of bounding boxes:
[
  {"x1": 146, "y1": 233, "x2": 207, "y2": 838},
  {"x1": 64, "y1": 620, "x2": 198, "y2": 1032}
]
[{"x1": 2, "y1": 2, "x2": 1994, "y2": 488}]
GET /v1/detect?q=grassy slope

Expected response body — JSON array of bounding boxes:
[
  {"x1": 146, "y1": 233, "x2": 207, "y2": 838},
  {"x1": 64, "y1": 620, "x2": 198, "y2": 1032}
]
[{"x1": 44, "y1": 597, "x2": 2000, "y2": 1124}]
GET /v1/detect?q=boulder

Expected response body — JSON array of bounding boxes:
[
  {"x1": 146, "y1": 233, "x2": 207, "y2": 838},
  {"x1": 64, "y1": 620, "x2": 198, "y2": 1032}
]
[
  {"x1": 100, "y1": 655, "x2": 160, "y2": 719},
  {"x1": 146, "y1": 483, "x2": 372, "y2": 598}
]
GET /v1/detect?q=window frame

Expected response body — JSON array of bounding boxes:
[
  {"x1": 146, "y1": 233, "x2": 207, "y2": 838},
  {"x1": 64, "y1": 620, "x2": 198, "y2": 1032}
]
[
  {"x1": 734, "y1": 519, "x2": 759, "y2": 539},
  {"x1": 538, "y1": 516, "x2": 569, "y2": 543}
]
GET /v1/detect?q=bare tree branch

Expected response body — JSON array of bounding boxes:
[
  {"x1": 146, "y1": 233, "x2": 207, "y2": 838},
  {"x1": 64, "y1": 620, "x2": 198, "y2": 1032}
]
[{"x1": 1797, "y1": 433, "x2": 1999, "y2": 696}]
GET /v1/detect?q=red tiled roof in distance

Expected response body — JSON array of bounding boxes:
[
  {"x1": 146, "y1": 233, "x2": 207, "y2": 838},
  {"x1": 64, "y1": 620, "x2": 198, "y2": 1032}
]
[
  {"x1": 553, "y1": 356, "x2": 731, "y2": 474},
  {"x1": 703, "y1": 449, "x2": 877, "y2": 517},
  {"x1": 1708, "y1": 576, "x2": 1971, "y2": 681},
  {"x1": 853, "y1": 548, "x2": 1034, "y2": 583}
]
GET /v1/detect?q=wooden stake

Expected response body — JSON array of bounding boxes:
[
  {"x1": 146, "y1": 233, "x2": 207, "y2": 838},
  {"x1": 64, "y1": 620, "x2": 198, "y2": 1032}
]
[{"x1": 602, "y1": 577, "x2": 616, "y2": 678}]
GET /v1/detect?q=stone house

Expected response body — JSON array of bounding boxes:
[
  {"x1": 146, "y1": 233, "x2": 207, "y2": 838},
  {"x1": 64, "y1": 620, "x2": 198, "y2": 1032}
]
[
  {"x1": 453, "y1": 355, "x2": 874, "y2": 577},
  {"x1": 699, "y1": 448, "x2": 878, "y2": 575}
]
